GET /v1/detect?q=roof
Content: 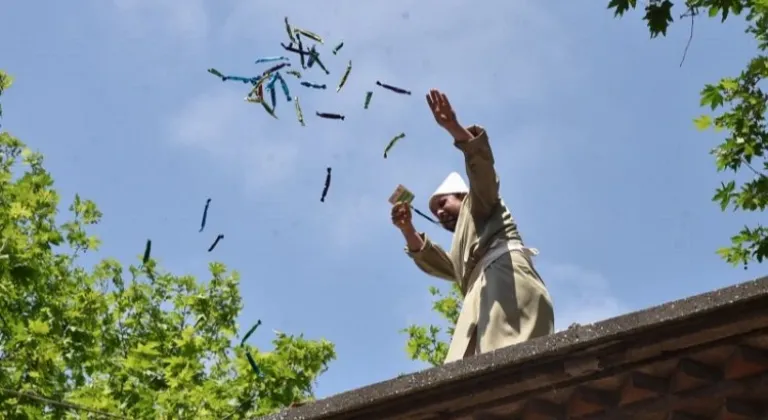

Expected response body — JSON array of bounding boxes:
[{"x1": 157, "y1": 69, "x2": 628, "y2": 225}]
[{"x1": 258, "y1": 276, "x2": 768, "y2": 420}]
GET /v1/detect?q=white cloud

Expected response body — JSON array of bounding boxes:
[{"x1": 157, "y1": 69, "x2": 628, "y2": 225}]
[
  {"x1": 167, "y1": 87, "x2": 302, "y2": 191},
  {"x1": 537, "y1": 262, "x2": 628, "y2": 330},
  {"x1": 109, "y1": 0, "x2": 209, "y2": 41}
]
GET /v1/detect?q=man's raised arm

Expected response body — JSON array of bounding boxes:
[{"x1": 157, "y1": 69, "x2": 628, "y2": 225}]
[
  {"x1": 426, "y1": 89, "x2": 500, "y2": 222},
  {"x1": 452, "y1": 125, "x2": 500, "y2": 221}
]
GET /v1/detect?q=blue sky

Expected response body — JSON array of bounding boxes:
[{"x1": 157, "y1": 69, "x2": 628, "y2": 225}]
[{"x1": 1, "y1": 0, "x2": 764, "y2": 399}]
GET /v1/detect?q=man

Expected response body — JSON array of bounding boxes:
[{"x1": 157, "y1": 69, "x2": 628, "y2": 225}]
[{"x1": 391, "y1": 89, "x2": 555, "y2": 363}]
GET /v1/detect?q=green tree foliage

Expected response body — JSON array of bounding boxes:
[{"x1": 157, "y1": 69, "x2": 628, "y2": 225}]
[
  {"x1": 401, "y1": 283, "x2": 461, "y2": 367},
  {"x1": 403, "y1": 0, "x2": 767, "y2": 366},
  {"x1": 0, "y1": 72, "x2": 335, "y2": 419},
  {"x1": 608, "y1": 0, "x2": 768, "y2": 267}
]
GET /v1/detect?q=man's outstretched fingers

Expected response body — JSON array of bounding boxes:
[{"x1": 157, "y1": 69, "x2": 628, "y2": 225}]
[{"x1": 440, "y1": 92, "x2": 452, "y2": 110}]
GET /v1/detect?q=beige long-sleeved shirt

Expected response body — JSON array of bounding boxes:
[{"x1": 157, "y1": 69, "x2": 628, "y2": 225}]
[{"x1": 406, "y1": 125, "x2": 522, "y2": 294}]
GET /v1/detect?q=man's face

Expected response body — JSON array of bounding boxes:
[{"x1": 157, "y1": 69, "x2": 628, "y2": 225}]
[{"x1": 432, "y1": 193, "x2": 464, "y2": 232}]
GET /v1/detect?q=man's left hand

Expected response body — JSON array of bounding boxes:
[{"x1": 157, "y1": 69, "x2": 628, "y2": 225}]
[{"x1": 426, "y1": 89, "x2": 473, "y2": 142}]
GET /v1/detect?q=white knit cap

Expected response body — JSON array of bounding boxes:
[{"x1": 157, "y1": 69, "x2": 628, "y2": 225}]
[{"x1": 428, "y1": 172, "x2": 469, "y2": 215}]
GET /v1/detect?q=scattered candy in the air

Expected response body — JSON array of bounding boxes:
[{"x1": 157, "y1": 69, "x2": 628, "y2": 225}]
[
  {"x1": 240, "y1": 320, "x2": 263, "y2": 346},
  {"x1": 276, "y1": 73, "x2": 292, "y2": 102},
  {"x1": 255, "y1": 56, "x2": 289, "y2": 64},
  {"x1": 246, "y1": 352, "x2": 260, "y2": 375},
  {"x1": 266, "y1": 73, "x2": 279, "y2": 109},
  {"x1": 284, "y1": 17, "x2": 296, "y2": 43},
  {"x1": 248, "y1": 75, "x2": 270, "y2": 98},
  {"x1": 226, "y1": 76, "x2": 258, "y2": 84},
  {"x1": 316, "y1": 112, "x2": 345, "y2": 121},
  {"x1": 376, "y1": 81, "x2": 412, "y2": 95},
  {"x1": 261, "y1": 99, "x2": 278, "y2": 119},
  {"x1": 268, "y1": 84, "x2": 278, "y2": 109},
  {"x1": 264, "y1": 62, "x2": 290, "y2": 75},
  {"x1": 296, "y1": 35, "x2": 307, "y2": 69},
  {"x1": 143, "y1": 239, "x2": 152, "y2": 265},
  {"x1": 193, "y1": 19, "x2": 457, "y2": 381},
  {"x1": 294, "y1": 96, "x2": 305, "y2": 126},
  {"x1": 207, "y1": 234, "x2": 224, "y2": 252},
  {"x1": 301, "y1": 81, "x2": 326, "y2": 90},
  {"x1": 207, "y1": 68, "x2": 225, "y2": 79},
  {"x1": 293, "y1": 27, "x2": 324, "y2": 44},
  {"x1": 364, "y1": 91, "x2": 373, "y2": 109},
  {"x1": 199, "y1": 198, "x2": 211, "y2": 232},
  {"x1": 384, "y1": 133, "x2": 406, "y2": 158},
  {"x1": 320, "y1": 167, "x2": 332, "y2": 202},
  {"x1": 336, "y1": 61, "x2": 352, "y2": 93},
  {"x1": 206, "y1": 17, "x2": 427, "y2": 229},
  {"x1": 281, "y1": 42, "x2": 306, "y2": 56},
  {"x1": 332, "y1": 42, "x2": 344, "y2": 55},
  {"x1": 308, "y1": 46, "x2": 330, "y2": 75}
]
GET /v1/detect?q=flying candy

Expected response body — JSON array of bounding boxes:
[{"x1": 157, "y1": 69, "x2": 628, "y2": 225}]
[
  {"x1": 284, "y1": 17, "x2": 295, "y2": 43},
  {"x1": 143, "y1": 239, "x2": 152, "y2": 265},
  {"x1": 281, "y1": 42, "x2": 306, "y2": 56},
  {"x1": 297, "y1": 35, "x2": 307, "y2": 69},
  {"x1": 294, "y1": 96, "x2": 305, "y2": 126},
  {"x1": 261, "y1": 99, "x2": 278, "y2": 119},
  {"x1": 266, "y1": 73, "x2": 279, "y2": 108},
  {"x1": 199, "y1": 198, "x2": 211, "y2": 232},
  {"x1": 208, "y1": 68, "x2": 260, "y2": 84},
  {"x1": 308, "y1": 46, "x2": 330, "y2": 74},
  {"x1": 320, "y1": 167, "x2": 332, "y2": 202},
  {"x1": 246, "y1": 352, "x2": 260, "y2": 375},
  {"x1": 276, "y1": 73, "x2": 292, "y2": 102},
  {"x1": 332, "y1": 41, "x2": 344, "y2": 55},
  {"x1": 376, "y1": 81, "x2": 412, "y2": 95},
  {"x1": 286, "y1": 70, "x2": 302, "y2": 79},
  {"x1": 301, "y1": 81, "x2": 326, "y2": 90},
  {"x1": 207, "y1": 68, "x2": 225, "y2": 79},
  {"x1": 208, "y1": 234, "x2": 224, "y2": 252},
  {"x1": 226, "y1": 76, "x2": 258, "y2": 84},
  {"x1": 280, "y1": 41, "x2": 308, "y2": 69},
  {"x1": 263, "y1": 62, "x2": 290, "y2": 75},
  {"x1": 241, "y1": 320, "x2": 262, "y2": 346},
  {"x1": 249, "y1": 74, "x2": 271, "y2": 99},
  {"x1": 336, "y1": 60, "x2": 352, "y2": 93},
  {"x1": 364, "y1": 91, "x2": 373, "y2": 109},
  {"x1": 307, "y1": 47, "x2": 316, "y2": 68},
  {"x1": 245, "y1": 83, "x2": 264, "y2": 103},
  {"x1": 316, "y1": 112, "x2": 345, "y2": 121},
  {"x1": 269, "y1": 85, "x2": 277, "y2": 109},
  {"x1": 384, "y1": 133, "x2": 406, "y2": 158},
  {"x1": 255, "y1": 56, "x2": 289, "y2": 64},
  {"x1": 293, "y1": 27, "x2": 323, "y2": 44}
]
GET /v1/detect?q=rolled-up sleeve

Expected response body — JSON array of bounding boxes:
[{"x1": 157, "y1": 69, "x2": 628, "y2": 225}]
[
  {"x1": 453, "y1": 125, "x2": 500, "y2": 222},
  {"x1": 405, "y1": 232, "x2": 456, "y2": 282}
]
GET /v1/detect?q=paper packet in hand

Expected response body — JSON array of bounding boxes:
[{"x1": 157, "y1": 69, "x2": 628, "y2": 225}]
[{"x1": 388, "y1": 184, "x2": 415, "y2": 205}]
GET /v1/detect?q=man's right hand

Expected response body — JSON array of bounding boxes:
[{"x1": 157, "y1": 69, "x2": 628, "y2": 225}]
[{"x1": 391, "y1": 201, "x2": 413, "y2": 231}]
